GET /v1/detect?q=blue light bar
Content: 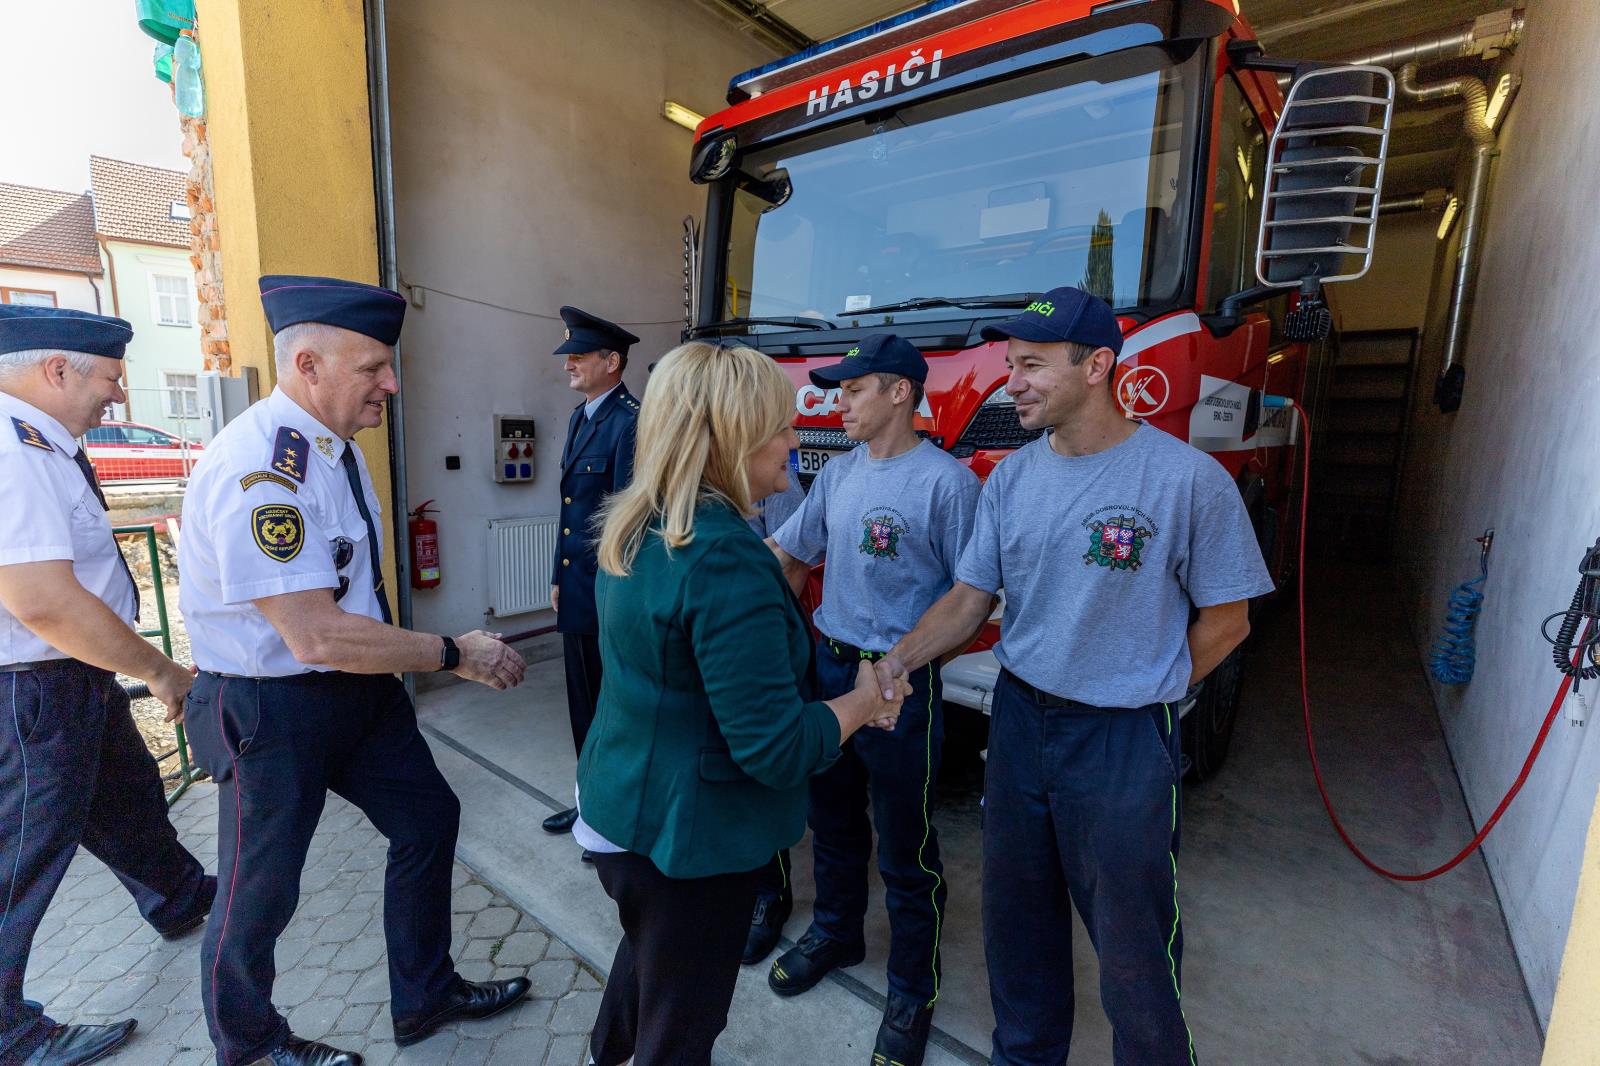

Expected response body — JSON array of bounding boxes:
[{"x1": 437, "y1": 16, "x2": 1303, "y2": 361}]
[{"x1": 727, "y1": 0, "x2": 994, "y2": 103}]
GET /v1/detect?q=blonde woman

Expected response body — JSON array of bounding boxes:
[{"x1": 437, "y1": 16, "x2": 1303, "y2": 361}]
[{"x1": 575, "y1": 342, "x2": 908, "y2": 1066}]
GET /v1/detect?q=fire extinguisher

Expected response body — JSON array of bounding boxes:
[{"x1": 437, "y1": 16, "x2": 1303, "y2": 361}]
[{"x1": 409, "y1": 500, "x2": 441, "y2": 589}]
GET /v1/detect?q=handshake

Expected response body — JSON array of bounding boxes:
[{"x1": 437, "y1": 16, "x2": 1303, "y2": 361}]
[{"x1": 843, "y1": 653, "x2": 914, "y2": 734}]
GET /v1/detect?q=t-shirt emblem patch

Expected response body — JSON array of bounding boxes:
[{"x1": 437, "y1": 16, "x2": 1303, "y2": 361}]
[
  {"x1": 253, "y1": 504, "x2": 304, "y2": 562},
  {"x1": 859, "y1": 509, "x2": 909, "y2": 560},
  {"x1": 1085, "y1": 515, "x2": 1153, "y2": 571}
]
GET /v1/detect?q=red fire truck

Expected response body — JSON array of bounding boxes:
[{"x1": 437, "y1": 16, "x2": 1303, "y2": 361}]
[{"x1": 686, "y1": 0, "x2": 1393, "y2": 778}]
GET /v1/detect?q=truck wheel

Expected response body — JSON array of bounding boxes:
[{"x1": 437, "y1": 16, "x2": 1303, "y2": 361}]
[{"x1": 1182, "y1": 641, "x2": 1246, "y2": 782}]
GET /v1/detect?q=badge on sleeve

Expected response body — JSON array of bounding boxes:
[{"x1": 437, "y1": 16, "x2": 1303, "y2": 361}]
[
  {"x1": 11, "y1": 417, "x2": 51, "y2": 451},
  {"x1": 271, "y1": 427, "x2": 309, "y2": 483},
  {"x1": 253, "y1": 504, "x2": 305, "y2": 562}
]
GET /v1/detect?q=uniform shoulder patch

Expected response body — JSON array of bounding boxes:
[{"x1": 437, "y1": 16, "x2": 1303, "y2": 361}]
[
  {"x1": 270, "y1": 426, "x2": 310, "y2": 483},
  {"x1": 252, "y1": 503, "x2": 305, "y2": 562},
  {"x1": 240, "y1": 470, "x2": 299, "y2": 495},
  {"x1": 11, "y1": 417, "x2": 52, "y2": 451}
]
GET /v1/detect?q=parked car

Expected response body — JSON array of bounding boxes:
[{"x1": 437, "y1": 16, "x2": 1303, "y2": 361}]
[{"x1": 84, "y1": 420, "x2": 204, "y2": 481}]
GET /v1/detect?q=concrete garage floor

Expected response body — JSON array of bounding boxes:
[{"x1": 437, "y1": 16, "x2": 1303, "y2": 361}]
[{"x1": 416, "y1": 562, "x2": 1543, "y2": 1064}]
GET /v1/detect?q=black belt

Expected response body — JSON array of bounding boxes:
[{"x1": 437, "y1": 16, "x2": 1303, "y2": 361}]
[
  {"x1": 999, "y1": 668, "x2": 1154, "y2": 714},
  {"x1": 199, "y1": 668, "x2": 378, "y2": 686},
  {"x1": 822, "y1": 636, "x2": 887, "y2": 662}
]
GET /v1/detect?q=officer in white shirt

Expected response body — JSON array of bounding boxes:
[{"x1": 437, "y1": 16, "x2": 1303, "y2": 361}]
[
  {"x1": 0, "y1": 306, "x2": 215, "y2": 1066},
  {"x1": 179, "y1": 276, "x2": 531, "y2": 1066}
]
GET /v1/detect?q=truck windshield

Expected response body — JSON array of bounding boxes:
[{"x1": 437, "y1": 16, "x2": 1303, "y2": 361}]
[{"x1": 722, "y1": 44, "x2": 1205, "y2": 327}]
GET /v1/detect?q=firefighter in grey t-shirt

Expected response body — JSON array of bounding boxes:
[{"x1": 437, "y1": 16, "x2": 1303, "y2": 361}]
[
  {"x1": 879, "y1": 288, "x2": 1272, "y2": 1066},
  {"x1": 764, "y1": 334, "x2": 979, "y2": 1066}
]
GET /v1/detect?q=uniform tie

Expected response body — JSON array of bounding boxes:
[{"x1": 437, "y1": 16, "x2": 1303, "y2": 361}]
[
  {"x1": 72, "y1": 447, "x2": 140, "y2": 622},
  {"x1": 340, "y1": 445, "x2": 394, "y2": 625}
]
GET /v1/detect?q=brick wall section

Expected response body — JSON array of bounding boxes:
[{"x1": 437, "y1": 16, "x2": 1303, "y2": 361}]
[{"x1": 181, "y1": 114, "x2": 230, "y2": 372}]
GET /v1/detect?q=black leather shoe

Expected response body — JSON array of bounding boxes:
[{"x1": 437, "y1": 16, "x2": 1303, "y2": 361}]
[
  {"x1": 265, "y1": 1034, "x2": 362, "y2": 1066},
  {"x1": 393, "y1": 976, "x2": 533, "y2": 1046},
  {"x1": 19, "y1": 1021, "x2": 136, "y2": 1066},
  {"x1": 157, "y1": 874, "x2": 218, "y2": 940},
  {"x1": 768, "y1": 926, "x2": 864, "y2": 997},
  {"x1": 580, "y1": 849, "x2": 596, "y2": 864},
  {"x1": 871, "y1": 994, "x2": 934, "y2": 1066},
  {"x1": 542, "y1": 807, "x2": 579, "y2": 834},
  {"x1": 742, "y1": 892, "x2": 792, "y2": 965}
]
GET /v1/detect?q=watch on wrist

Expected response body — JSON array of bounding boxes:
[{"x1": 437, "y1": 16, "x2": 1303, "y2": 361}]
[{"x1": 437, "y1": 635, "x2": 461, "y2": 672}]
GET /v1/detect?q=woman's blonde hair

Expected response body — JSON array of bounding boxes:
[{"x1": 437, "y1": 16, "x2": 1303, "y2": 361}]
[{"x1": 596, "y1": 341, "x2": 794, "y2": 576}]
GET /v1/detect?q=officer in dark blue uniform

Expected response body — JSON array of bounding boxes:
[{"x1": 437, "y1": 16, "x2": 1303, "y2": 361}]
[
  {"x1": 0, "y1": 306, "x2": 216, "y2": 1066},
  {"x1": 542, "y1": 307, "x2": 640, "y2": 854}
]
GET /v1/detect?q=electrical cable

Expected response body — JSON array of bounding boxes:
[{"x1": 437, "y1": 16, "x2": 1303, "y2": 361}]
[{"x1": 1291, "y1": 403, "x2": 1590, "y2": 882}]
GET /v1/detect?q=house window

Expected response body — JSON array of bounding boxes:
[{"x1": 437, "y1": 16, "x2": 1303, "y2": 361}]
[
  {"x1": 169, "y1": 201, "x2": 192, "y2": 221},
  {"x1": 152, "y1": 273, "x2": 193, "y2": 327},
  {"x1": 1, "y1": 288, "x2": 56, "y2": 307},
  {"x1": 163, "y1": 372, "x2": 199, "y2": 418}
]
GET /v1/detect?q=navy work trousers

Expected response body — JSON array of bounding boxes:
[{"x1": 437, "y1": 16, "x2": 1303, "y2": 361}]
[
  {"x1": 185, "y1": 670, "x2": 461, "y2": 1066},
  {"x1": 0, "y1": 661, "x2": 213, "y2": 1061},
  {"x1": 984, "y1": 670, "x2": 1197, "y2": 1066},
  {"x1": 808, "y1": 637, "x2": 946, "y2": 1006},
  {"x1": 563, "y1": 633, "x2": 602, "y2": 758}
]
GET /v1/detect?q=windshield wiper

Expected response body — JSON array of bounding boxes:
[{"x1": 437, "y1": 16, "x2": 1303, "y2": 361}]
[
  {"x1": 688, "y1": 316, "x2": 835, "y2": 336},
  {"x1": 841, "y1": 293, "x2": 1043, "y2": 317}
]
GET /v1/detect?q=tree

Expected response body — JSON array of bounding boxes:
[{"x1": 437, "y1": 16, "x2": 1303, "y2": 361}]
[{"x1": 1080, "y1": 209, "x2": 1115, "y2": 303}]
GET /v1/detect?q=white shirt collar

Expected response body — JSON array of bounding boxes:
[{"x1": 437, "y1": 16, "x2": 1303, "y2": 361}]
[
  {"x1": 267, "y1": 387, "x2": 347, "y2": 468},
  {"x1": 584, "y1": 383, "x2": 621, "y2": 421},
  {"x1": 0, "y1": 390, "x2": 77, "y2": 454}
]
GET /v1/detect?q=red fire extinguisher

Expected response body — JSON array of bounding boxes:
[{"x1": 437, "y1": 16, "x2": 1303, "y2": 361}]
[{"x1": 409, "y1": 500, "x2": 441, "y2": 589}]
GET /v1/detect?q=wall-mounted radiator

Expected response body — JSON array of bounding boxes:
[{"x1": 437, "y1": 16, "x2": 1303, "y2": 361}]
[{"x1": 487, "y1": 515, "x2": 559, "y2": 616}]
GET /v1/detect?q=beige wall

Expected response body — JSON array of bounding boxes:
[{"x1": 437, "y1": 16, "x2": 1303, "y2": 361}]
[
  {"x1": 385, "y1": 0, "x2": 775, "y2": 635},
  {"x1": 1393, "y1": 0, "x2": 1600, "y2": 1026},
  {"x1": 0, "y1": 266, "x2": 103, "y2": 314},
  {"x1": 1327, "y1": 211, "x2": 1442, "y2": 334}
]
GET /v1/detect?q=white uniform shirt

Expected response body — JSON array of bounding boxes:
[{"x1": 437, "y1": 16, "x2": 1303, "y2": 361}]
[
  {"x1": 179, "y1": 388, "x2": 386, "y2": 677},
  {"x1": 0, "y1": 391, "x2": 138, "y2": 664}
]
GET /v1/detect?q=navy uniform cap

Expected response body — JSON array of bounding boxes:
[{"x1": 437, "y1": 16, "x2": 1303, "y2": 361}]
[
  {"x1": 808, "y1": 333, "x2": 927, "y2": 388},
  {"x1": 259, "y1": 275, "x2": 407, "y2": 346},
  {"x1": 0, "y1": 305, "x2": 133, "y2": 359},
  {"x1": 554, "y1": 306, "x2": 640, "y2": 356},
  {"x1": 980, "y1": 286, "x2": 1124, "y2": 356}
]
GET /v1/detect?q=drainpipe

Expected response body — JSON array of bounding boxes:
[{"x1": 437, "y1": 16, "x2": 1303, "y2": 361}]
[
  {"x1": 84, "y1": 271, "x2": 103, "y2": 314},
  {"x1": 1399, "y1": 63, "x2": 1497, "y2": 392},
  {"x1": 96, "y1": 234, "x2": 132, "y2": 419},
  {"x1": 364, "y1": 0, "x2": 413, "y2": 638}
]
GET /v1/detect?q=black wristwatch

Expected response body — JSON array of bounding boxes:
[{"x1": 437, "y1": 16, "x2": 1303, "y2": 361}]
[{"x1": 437, "y1": 635, "x2": 461, "y2": 672}]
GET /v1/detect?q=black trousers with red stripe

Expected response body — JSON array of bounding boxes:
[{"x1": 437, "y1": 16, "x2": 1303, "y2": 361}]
[
  {"x1": 0, "y1": 661, "x2": 213, "y2": 1062},
  {"x1": 185, "y1": 670, "x2": 461, "y2": 1066}
]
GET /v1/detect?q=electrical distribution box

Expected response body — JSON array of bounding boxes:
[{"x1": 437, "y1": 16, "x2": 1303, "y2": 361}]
[
  {"x1": 196, "y1": 367, "x2": 260, "y2": 443},
  {"x1": 494, "y1": 415, "x2": 536, "y2": 483}
]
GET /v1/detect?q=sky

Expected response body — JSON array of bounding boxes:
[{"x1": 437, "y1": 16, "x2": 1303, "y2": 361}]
[{"x1": 0, "y1": 0, "x2": 189, "y2": 192}]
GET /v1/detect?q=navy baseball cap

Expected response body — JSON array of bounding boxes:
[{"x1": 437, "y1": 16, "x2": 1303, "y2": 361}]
[
  {"x1": 554, "y1": 306, "x2": 640, "y2": 356},
  {"x1": 980, "y1": 286, "x2": 1123, "y2": 356},
  {"x1": 807, "y1": 333, "x2": 927, "y2": 388},
  {"x1": 0, "y1": 305, "x2": 133, "y2": 359},
  {"x1": 260, "y1": 275, "x2": 408, "y2": 346}
]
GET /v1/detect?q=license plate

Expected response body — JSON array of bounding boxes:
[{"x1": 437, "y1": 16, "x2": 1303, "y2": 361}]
[{"x1": 794, "y1": 447, "x2": 839, "y2": 476}]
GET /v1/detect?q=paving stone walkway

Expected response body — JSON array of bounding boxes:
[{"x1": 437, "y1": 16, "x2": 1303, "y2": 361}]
[{"x1": 22, "y1": 784, "x2": 602, "y2": 1066}]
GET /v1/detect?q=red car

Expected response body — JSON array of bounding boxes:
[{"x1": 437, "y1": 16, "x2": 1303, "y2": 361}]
[{"x1": 84, "y1": 420, "x2": 204, "y2": 481}]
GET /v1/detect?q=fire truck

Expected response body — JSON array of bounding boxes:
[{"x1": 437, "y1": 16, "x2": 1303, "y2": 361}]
[{"x1": 685, "y1": 0, "x2": 1393, "y2": 779}]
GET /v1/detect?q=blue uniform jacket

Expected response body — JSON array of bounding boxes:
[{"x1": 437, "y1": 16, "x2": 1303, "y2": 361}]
[{"x1": 554, "y1": 383, "x2": 639, "y2": 635}]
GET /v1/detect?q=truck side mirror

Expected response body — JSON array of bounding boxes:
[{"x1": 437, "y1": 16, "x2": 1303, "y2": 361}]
[{"x1": 1255, "y1": 64, "x2": 1395, "y2": 338}]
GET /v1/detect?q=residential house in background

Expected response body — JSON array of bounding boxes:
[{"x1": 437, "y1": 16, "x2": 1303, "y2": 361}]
[
  {"x1": 89, "y1": 155, "x2": 203, "y2": 438},
  {"x1": 0, "y1": 182, "x2": 105, "y2": 314}
]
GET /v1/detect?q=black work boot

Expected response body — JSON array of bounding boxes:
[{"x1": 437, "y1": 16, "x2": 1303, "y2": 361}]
[
  {"x1": 871, "y1": 993, "x2": 934, "y2": 1066},
  {"x1": 742, "y1": 892, "x2": 792, "y2": 965},
  {"x1": 768, "y1": 925, "x2": 865, "y2": 997}
]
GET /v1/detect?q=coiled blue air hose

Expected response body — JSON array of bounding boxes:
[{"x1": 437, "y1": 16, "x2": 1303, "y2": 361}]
[{"x1": 1429, "y1": 531, "x2": 1493, "y2": 685}]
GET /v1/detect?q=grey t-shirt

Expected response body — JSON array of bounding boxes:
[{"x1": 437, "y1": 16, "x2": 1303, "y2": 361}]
[
  {"x1": 774, "y1": 440, "x2": 979, "y2": 652},
  {"x1": 955, "y1": 424, "x2": 1274, "y2": 707}
]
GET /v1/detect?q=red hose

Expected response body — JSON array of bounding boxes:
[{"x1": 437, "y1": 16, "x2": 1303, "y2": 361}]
[{"x1": 1292, "y1": 403, "x2": 1589, "y2": 881}]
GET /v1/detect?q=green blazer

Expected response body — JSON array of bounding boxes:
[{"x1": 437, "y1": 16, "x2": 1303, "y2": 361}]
[{"x1": 576, "y1": 499, "x2": 841, "y2": 879}]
